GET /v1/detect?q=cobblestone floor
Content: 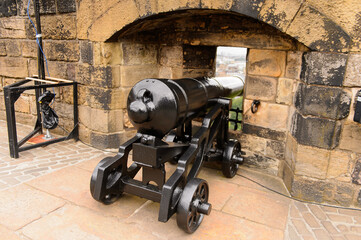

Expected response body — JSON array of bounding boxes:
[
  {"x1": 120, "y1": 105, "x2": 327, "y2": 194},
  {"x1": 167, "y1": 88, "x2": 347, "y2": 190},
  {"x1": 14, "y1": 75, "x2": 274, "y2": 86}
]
[
  {"x1": 0, "y1": 119, "x2": 360, "y2": 239},
  {"x1": 284, "y1": 201, "x2": 361, "y2": 240}
]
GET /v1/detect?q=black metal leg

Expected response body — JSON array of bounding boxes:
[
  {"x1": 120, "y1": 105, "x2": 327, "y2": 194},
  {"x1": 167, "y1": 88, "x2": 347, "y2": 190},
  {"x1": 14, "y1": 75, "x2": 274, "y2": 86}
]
[
  {"x1": 34, "y1": 85, "x2": 43, "y2": 135},
  {"x1": 4, "y1": 87, "x2": 19, "y2": 158},
  {"x1": 73, "y1": 82, "x2": 79, "y2": 140}
]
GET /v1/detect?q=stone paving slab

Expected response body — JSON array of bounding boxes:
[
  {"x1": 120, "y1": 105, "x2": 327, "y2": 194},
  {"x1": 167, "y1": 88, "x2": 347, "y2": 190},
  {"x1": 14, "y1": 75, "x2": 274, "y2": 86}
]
[
  {"x1": 26, "y1": 165, "x2": 148, "y2": 219},
  {"x1": 0, "y1": 225, "x2": 22, "y2": 240},
  {"x1": 125, "y1": 201, "x2": 284, "y2": 240},
  {"x1": 0, "y1": 120, "x2": 361, "y2": 239},
  {"x1": 0, "y1": 184, "x2": 65, "y2": 230},
  {"x1": 20, "y1": 204, "x2": 160, "y2": 240},
  {"x1": 222, "y1": 185, "x2": 290, "y2": 230},
  {"x1": 0, "y1": 120, "x2": 113, "y2": 191}
]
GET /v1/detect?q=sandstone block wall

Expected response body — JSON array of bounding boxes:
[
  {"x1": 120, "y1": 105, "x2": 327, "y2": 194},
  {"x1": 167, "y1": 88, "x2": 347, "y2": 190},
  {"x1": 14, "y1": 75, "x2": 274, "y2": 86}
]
[{"x1": 285, "y1": 52, "x2": 361, "y2": 207}]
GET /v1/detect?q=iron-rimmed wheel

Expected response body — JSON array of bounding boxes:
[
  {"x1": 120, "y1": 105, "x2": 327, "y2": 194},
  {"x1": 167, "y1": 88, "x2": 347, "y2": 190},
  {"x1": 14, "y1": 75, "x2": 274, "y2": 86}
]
[
  {"x1": 177, "y1": 178, "x2": 212, "y2": 233},
  {"x1": 222, "y1": 140, "x2": 242, "y2": 178},
  {"x1": 90, "y1": 158, "x2": 123, "y2": 205}
]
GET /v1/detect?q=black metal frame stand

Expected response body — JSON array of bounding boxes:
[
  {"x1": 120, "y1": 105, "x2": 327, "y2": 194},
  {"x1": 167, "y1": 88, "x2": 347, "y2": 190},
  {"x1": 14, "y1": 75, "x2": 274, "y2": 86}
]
[
  {"x1": 3, "y1": 0, "x2": 78, "y2": 158},
  {"x1": 4, "y1": 78, "x2": 78, "y2": 158}
]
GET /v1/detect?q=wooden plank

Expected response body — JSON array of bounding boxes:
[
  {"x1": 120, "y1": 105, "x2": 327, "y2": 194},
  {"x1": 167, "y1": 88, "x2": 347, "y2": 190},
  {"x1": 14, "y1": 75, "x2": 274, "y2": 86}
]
[
  {"x1": 32, "y1": 75, "x2": 73, "y2": 83},
  {"x1": 25, "y1": 77, "x2": 58, "y2": 84}
]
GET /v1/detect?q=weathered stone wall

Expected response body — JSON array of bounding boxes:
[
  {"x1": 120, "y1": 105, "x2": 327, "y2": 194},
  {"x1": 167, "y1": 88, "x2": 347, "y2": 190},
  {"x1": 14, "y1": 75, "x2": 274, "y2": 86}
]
[
  {"x1": 241, "y1": 49, "x2": 299, "y2": 176},
  {"x1": 284, "y1": 52, "x2": 361, "y2": 207},
  {"x1": 1, "y1": 0, "x2": 361, "y2": 207},
  {"x1": 90, "y1": 11, "x2": 306, "y2": 149}
]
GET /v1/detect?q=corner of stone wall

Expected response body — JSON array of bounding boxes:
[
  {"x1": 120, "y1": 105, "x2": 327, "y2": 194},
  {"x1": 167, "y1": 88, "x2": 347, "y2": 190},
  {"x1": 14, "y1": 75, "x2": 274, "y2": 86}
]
[
  {"x1": 241, "y1": 48, "x2": 302, "y2": 176},
  {"x1": 287, "y1": 51, "x2": 361, "y2": 207}
]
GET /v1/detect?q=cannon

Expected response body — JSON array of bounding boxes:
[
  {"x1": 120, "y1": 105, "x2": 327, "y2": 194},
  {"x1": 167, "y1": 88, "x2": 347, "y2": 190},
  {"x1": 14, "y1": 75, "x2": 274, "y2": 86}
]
[{"x1": 90, "y1": 76, "x2": 244, "y2": 233}]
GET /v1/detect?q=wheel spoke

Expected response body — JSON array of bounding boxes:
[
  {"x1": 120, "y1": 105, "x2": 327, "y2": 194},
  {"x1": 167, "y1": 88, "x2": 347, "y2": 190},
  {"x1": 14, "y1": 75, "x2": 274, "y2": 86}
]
[
  {"x1": 187, "y1": 212, "x2": 194, "y2": 226},
  {"x1": 200, "y1": 185, "x2": 206, "y2": 201},
  {"x1": 196, "y1": 186, "x2": 201, "y2": 196},
  {"x1": 192, "y1": 215, "x2": 197, "y2": 225}
]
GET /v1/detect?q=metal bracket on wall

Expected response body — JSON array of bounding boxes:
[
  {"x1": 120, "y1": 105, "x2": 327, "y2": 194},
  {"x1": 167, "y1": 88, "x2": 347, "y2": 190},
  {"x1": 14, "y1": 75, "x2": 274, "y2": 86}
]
[{"x1": 251, "y1": 100, "x2": 260, "y2": 114}]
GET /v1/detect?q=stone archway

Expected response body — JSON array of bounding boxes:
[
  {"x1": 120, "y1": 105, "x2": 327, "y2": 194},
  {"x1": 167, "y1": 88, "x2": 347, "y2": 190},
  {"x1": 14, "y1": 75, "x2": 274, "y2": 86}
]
[{"x1": 77, "y1": 0, "x2": 355, "y2": 52}]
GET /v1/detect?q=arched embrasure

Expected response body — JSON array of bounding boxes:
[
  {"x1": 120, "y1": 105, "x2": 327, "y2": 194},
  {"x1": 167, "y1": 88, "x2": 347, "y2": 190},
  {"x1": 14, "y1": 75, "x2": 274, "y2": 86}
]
[{"x1": 81, "y1": 0, "x2": 351, "y2": 52}]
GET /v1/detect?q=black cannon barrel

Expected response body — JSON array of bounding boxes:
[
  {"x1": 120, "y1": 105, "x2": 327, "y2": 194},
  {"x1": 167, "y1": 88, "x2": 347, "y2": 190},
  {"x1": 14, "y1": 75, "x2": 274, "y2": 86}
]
[{"x1": 127, "y1": 76, "x2": 244, "y2": 137}]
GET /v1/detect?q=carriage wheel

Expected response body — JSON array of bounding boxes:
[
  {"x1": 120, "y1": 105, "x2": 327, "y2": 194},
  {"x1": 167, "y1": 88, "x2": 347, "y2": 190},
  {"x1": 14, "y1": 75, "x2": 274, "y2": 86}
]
[
  {"x1": 176, "y1": 178, "x2": 212, "y2": 233},
  {"x1": 222, "y1": 140, "x2": 242, "y2": 178},
  {"x1": 90, "y1": 158, "x2": 123, "y2": 205}
]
